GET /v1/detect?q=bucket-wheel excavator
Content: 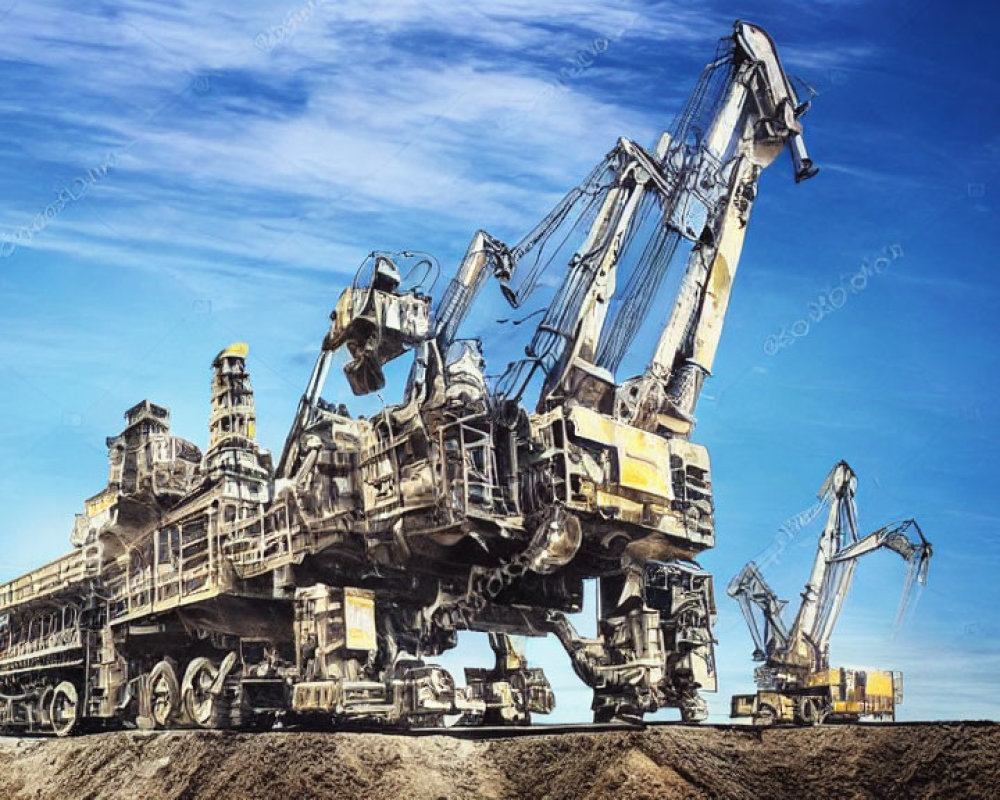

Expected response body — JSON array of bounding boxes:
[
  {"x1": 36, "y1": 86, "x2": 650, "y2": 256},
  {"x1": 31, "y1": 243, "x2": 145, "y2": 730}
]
[{"x1": 729, "y1": 462, "x2": 932, "y2": 725}]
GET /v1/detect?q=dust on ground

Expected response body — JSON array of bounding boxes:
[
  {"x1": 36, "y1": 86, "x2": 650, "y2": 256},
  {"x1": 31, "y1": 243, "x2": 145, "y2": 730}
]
[{"x1": 0, "y1": 722, "x2": 996, "y2": 800}]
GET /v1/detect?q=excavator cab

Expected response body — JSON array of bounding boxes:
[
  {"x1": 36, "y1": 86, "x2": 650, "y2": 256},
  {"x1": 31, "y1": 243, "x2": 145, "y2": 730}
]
[{"x1": 324, "y1": 254, "x2": 431, "y2": 395}]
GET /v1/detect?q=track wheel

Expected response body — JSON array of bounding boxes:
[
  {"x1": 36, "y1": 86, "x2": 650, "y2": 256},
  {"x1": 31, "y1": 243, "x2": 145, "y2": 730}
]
[
  {"x1": 680, "y1": 692, "x2": 709, "y2": 723},
  {"x1": 797, "y1": 697, "x2": 824, "y2": 726},
  {"x1": 38, "y1": 685, "x2": 55, "y2": 729},
  {"x1": 50, "y1": 681, "x2": 79, "y2": 737},
  {"x1": 182, "y1": 657, "x2": 224, "y2": 728},
  {"x1": 752, "y1": 704, "x2": 776, "y2": 727},
  {"x1": 149, "y1": 660, "x2": 181, "y2": 728}
]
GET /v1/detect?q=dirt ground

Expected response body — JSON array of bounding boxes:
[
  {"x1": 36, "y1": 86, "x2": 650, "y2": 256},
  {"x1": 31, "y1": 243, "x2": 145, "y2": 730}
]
[{"x1": 0, "y1": 722, "x2": 995, "y2": 800}]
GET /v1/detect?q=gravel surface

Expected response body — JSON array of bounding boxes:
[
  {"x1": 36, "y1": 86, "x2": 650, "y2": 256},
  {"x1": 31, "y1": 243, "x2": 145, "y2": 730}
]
[{"x1": 0, "y1": 722, "x2": 996, "y2": 799}]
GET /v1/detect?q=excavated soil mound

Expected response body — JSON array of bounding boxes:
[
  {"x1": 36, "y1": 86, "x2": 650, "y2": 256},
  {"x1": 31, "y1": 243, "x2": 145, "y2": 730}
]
[{"x1": 0, "y1": 722, "x2": 995, "y2": 799}]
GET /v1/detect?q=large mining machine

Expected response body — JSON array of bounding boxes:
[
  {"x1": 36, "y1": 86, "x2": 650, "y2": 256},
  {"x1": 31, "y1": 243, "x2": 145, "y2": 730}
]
[
  {"x1": 0, "y1": 20, "x2": 819, "y2": 735},
  {"x1": 729, "y1": 461, "x2": 932, "y2": 725},
  {"x1": 275, "y1": 19, "x2": 816, "y2": 725}
]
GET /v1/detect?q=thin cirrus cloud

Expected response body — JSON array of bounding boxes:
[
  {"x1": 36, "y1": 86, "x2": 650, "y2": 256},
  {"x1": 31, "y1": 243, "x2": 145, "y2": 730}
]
[
  {"x1": 0, "y1": 0, "x2": 883, "y2": 290},
  {"x1": 0, "y1": 0, "x2": 692, "y2": 282}
]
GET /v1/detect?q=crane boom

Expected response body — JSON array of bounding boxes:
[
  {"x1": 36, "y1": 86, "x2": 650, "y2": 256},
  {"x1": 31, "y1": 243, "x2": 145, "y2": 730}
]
[
  {"x1": 829, "y1": 518, "x2": 932, "y2": 627},
  {"x1": 616, "y1": 21, "x2": 817, "y2": 436},
  {"x1": 432, "y1": 230, "x2": 513, "y2": 354},
  {"x1": 787, "y1": 461, "x2": 860, "y2": 662},
  {"x1": 727, "y1": 562, "x2": 789, "y2": 661},
  {"x1": 483, "y1": 21, "x2": 816, "y2": 419},
  {"x1": 729, "y1": 461, "x2": 933, "y2": 687}
]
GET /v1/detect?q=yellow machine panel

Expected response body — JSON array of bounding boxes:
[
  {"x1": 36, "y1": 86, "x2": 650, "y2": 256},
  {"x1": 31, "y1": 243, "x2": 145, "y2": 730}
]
[
  {"x1": 567, "y1": 406, "x2": 672, "y2": 500},
  {"x1": 344, "y1": 588, "x2": 377, "y2": 652}
]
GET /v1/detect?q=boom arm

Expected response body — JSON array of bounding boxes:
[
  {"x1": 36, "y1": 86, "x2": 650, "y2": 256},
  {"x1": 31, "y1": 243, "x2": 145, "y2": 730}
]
[
  {"x1": 533, "y1": 150, "x2": 651, "y2": 408},
  {"x1": 275, "y1": 344, "x2": 335, "y2": 479},
  {"x1": 828, "y1": 518, "x2": 932, "y2": 627},
  {"x1": 482, "y1": 21, "x2": 816, "y2": 419},
  {"x1": 618, "y1": 21, "x2": 817, "y2": 436},
  {"x1": 432, "y1": 230, "x2": 513, "y2": 355},
  {"x1": 787, "y1": 461, "x2": 860, "y2": 659},
  {"x1": 727, "y1": 562, "x2": 790, "y2": 661}
]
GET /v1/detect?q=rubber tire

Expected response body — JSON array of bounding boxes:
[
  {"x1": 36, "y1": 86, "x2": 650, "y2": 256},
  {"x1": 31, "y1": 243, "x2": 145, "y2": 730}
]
[{"x1": 38, "y1": 685, "x2": 55, "y2": 729}]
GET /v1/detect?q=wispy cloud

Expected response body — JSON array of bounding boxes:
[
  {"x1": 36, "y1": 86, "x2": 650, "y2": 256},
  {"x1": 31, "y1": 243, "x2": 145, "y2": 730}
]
[
  {"x1": 779, "y1": 43, "x2": 879, "y2": 73},
  {"x1": 0, "y1": 0, "x2": 683, "y2": 287}
]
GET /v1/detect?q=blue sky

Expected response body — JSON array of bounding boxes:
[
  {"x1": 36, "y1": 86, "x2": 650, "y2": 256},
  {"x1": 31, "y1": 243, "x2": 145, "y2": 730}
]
[{"x1": 1, "y1": 0, "x2": 997, "y2": 722}]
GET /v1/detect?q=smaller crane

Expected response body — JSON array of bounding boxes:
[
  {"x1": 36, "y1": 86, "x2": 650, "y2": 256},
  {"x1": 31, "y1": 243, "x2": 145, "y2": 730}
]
[{"x1": 729, "y1": 461, "x2": 932, "y2": 725}]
